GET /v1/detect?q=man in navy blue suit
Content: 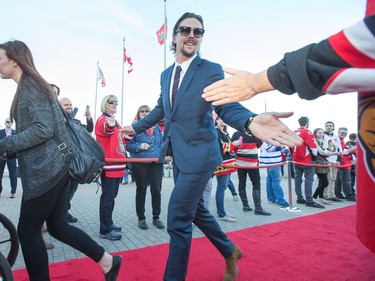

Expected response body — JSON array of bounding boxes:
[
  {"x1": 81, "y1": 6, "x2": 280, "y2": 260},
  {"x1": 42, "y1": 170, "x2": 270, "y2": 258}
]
[
  {"x1": 0, "y1": 118, "x2": 17, "y2": 198},
  {"x1": 121, "y1": 12, "x2": 301, "y2": 281}
]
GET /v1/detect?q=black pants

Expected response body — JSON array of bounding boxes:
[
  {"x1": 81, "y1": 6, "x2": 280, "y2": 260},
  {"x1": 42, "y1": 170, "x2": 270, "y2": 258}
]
[
  {"x1": 67, "y1": 179, "x2": 79, "y2": 211},
  {"x1": 0, "y1": 158, "x2": 17, "y2": 194},
  {"x1": 18, "y1": 174, "x2": 104, "y2": 281},
  {"x1": 132, "y1": 162, "x2": 163, "y2": 221},
  {"x1": 313, "y1": 173, "x2": 329, "y2": 198},
  {"x1": 237, "y1": 168, "x2": 260, "y2": 206}
]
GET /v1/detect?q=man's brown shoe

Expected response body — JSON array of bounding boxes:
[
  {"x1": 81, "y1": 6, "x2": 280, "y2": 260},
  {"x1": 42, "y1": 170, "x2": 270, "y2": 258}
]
[{"x1": 224, "y1": 244, "x2": 242, "y2": 281}]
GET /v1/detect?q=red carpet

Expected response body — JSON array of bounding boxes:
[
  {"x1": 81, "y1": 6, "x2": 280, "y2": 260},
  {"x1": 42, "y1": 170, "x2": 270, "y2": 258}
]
[{"x1": 13, "y1": 205, "x2": 375, "y2": 281}]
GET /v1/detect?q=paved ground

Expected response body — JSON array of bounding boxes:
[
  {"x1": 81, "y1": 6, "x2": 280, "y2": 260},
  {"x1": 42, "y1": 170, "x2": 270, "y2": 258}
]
[{"x1": 0, "y1": 168, "x2": 355, "y2": 270}]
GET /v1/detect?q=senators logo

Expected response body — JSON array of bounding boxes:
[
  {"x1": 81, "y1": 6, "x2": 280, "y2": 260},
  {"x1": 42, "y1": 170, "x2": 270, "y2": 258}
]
[{"x1": 358, "y1": 94, "x2": 375, "y2": 183}]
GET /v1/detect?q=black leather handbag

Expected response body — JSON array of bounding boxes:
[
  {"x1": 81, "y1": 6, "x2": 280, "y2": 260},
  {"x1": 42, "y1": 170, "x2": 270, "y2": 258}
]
[{"x1": 54, "y1": 101, "x2": 105, "y2": 184}]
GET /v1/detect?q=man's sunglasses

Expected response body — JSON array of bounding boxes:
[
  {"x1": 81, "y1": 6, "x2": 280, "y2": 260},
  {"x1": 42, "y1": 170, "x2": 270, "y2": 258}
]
[
  {"x1": 176, "y1": 26, "x2": 205, "y2": 38},
  {"x1": 139, "y1": 110, "x2": 150, "y2": 113},
  {"x1": 107, "y1": 100, "x2": 118, "y2": 105}
]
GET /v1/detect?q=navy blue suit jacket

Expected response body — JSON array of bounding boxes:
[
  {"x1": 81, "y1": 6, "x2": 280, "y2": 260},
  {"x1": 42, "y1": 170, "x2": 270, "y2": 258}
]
[
  {"x1": 133, "y1": 56, "x2": 255, "y2": 174},
  {"x1": 0, "y1": 129, "x2": 16, "y2": 141}
]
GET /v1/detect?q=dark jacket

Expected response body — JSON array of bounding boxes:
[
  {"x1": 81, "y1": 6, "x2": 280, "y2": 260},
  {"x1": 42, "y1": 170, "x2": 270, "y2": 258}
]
[{"x1": 0, "y1": 76, "x2": 68, "y2": 201}]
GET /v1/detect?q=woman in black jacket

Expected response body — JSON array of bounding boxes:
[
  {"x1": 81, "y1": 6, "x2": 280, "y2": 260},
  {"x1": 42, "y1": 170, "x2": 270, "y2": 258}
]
[{"x1": 0, "y1": 40, "x2": 121, "y2": 281}]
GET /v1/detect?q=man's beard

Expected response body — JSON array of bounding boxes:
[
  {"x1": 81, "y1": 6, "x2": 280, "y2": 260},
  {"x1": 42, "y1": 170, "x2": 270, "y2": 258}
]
[{"x1": 181, "y1": 48, "x2": 196, "y2": 58}]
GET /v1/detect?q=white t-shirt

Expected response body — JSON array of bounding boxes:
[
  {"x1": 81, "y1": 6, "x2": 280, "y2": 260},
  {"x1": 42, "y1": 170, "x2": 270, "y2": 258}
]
[{"x1": 323, "y1": 133, "x2": 341, "y2": 163}]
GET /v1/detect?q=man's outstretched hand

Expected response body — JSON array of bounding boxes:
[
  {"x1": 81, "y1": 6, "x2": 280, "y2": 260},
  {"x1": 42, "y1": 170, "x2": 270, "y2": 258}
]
[{"x1": 249, "y1": 112, "x2": 302, "y2": 147}]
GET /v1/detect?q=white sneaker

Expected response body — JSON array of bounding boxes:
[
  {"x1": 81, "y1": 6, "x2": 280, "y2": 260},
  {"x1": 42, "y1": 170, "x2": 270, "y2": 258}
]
[
  {"x1": 319, "y1": 198, "x2": 333, "y2": 205},
  {"x1": 218, "y1": 215, "x2": 237, "y2": 222},
  {"x1": 233, "y1": 195, "x2": 239, "y2": 201}
]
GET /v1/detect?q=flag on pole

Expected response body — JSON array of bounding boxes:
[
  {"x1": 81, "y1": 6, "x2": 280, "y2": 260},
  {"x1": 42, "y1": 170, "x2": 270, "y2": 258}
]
[
  {"x1": 123, "y1": 48, "x2": 133, "y2": 74},
  {"x1": 156, "y1": 20, "x2": 167, "y2": 45},
  {"x1": 98, "y1": 67, "x2": 106, "y2": 87}
]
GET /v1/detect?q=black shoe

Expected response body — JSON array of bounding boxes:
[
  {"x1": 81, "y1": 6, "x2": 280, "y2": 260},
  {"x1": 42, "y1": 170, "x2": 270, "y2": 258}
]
[
  {"x1": 254, "y1": 209, "x2": 271, "y2": 216},
  {"x1": 346, "y1": 196, "x2": 356, "y2": 202},
  {"x1": 105, "y1": 255, "x2": 122, "y2": 281},
  {"x1": 111, "y1": 223, "x2": 122, "y2": 232},
  {"x1": 296, "y1": 198, "x2": 306, "y2": 204},
  {"x1": 336, "y1": 195, "x2": 346, "y2": 199},
  {"x1": 305, "y1": 201, "x2": 325, "y2": 209},
  {"x1": 243, "y1": 205, "x2": 253, "y2": 212},
  {"x1": 67, "y1": 214, "x2": 78, "y2": 223},
  {"x1": 100, "y1": 230, "x2": 122, "y2": 240},
  {"x1": 153, "y1": 219, "x2": 165, "y2": 229},
  {"x1": 138, "y1": 220, "x2": 148, "y2": 230}
]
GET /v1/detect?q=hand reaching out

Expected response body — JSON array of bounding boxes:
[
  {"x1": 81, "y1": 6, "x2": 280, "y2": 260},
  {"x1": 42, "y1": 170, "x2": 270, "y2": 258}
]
[
  {"x1": 120, "y1": 125, "x2": 135, "y2": 138},
  {"x1": 249, "y1": 112, "x2": 303, "y2": 148},
  {"x1": 202, "y1": 68, "x2": 274, "y2": 106}
]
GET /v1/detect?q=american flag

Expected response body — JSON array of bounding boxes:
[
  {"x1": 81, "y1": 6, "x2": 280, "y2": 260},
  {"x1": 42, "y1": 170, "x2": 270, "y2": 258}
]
[{"x1": 98, "y1": 67, "x2": 106, "y2": 87}]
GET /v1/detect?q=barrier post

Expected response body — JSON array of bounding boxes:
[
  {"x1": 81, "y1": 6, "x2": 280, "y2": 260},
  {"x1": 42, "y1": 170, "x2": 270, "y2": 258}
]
[{"x1": 282, "y1": 161, "x2": 302, "y2": 212}]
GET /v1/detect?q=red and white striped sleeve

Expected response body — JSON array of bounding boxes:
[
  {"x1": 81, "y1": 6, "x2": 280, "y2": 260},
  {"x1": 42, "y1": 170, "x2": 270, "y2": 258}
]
[{"x1": 267, "y1": 14, "x2": 375, "y2": 100}]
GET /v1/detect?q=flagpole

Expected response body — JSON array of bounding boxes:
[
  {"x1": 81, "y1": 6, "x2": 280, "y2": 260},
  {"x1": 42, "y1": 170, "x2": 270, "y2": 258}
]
[
  {"x1": 121, "y1": 37, "x2": 125, "y2": 125},
  {"x1": 94, "y1": 61, "x2": 99, "y2": 122},
  {"x1": 163, "y1": 0, "x2": 167, "y2": 70}
]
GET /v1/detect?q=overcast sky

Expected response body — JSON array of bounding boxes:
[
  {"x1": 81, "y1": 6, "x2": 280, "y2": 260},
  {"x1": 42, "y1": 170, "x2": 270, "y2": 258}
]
[{"x1": 1, "y1": 0, "x2": 366, "y2": 136}]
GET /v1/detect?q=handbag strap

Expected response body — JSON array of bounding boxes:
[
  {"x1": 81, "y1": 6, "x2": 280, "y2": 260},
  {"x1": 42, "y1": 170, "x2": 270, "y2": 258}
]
[{"x1": 118, "y1": 134, "x2": 127, "y2": 157}]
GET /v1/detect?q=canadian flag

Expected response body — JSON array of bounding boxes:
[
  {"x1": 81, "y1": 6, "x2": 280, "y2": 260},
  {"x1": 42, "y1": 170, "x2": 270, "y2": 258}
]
[
  {"x1": 156, "y1": 20, "x2": 167, "y2": 45},
  {"x1": 123, "y1": 48, "x2": 133, "y2": 74}
]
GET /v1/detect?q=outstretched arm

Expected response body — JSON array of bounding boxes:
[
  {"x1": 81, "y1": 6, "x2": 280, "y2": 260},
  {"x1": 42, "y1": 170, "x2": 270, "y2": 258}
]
[{"x1": 202, "y1": 16, "x2": 375, "y2": 105}]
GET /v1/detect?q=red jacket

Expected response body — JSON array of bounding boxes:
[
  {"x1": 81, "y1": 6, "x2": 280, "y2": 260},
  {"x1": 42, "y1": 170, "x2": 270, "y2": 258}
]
[
  {"x1": 339, "y1": 139, "x2": 352, "y2": 171},
  {"x1": 95, "y1": 113, "x2": 127, "y2": 178},
  {"x1": 293, "y1": 128, "x2": 317, "y2": 164}
]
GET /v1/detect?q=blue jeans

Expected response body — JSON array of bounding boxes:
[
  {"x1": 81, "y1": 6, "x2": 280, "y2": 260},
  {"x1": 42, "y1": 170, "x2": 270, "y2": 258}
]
[
  {"x1": 294, "y1": 164, "x2": 315, "y2": 203},
  {"x1": 335, "y1": 168, "x2": 354, "y2": 198},
  {"x1": 202, "y1": 177, "x2": 213, "y2": 209},
  {"x1": 215, "y1": 174, "x2": 230, "y2": 217},
  {"x1": 99, "y1": 171, "x2": 122, "y2": 234},
  {"x1": 227, "y1": 177, "x2": 237, "y2": 196},
  {"x1": 266, "y1": 166, "x2": 287, "y2": 205}
]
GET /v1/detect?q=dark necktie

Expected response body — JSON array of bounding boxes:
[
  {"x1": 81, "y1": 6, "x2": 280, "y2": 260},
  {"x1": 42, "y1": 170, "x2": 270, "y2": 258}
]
[{"x1": 171, "y1": 65, "x2": 182, "y2": 107}]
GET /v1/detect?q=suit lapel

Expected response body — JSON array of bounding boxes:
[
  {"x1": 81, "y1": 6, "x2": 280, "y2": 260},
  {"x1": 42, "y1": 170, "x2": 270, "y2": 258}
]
[{"x1": 163, "y1": 65, "x2": 174, "y2": 114}]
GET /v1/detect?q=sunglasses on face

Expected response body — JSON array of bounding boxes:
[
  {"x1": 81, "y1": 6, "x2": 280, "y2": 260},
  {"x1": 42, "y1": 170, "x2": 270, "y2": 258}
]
[
  {"x1": 139, "y1": 110, "x2": 150, "y2": 113},
  {"x1": 107, "y1": 100, "x2": 118, "y2": 105},
  {"x1": 5, "y1": 120, "x2": 11, "y2": 124},
  {"x1": 176, "y1": 26, "x2": 205, "y2": 38}
]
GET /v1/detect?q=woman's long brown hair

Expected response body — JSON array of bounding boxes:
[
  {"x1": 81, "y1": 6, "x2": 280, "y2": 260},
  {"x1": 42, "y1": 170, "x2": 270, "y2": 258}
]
[{"x1": 0, "y1": 40, "x2": 54, "y2": 121}]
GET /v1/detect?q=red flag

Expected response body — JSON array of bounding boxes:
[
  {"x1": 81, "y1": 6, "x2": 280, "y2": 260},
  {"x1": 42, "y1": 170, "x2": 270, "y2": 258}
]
[
  {"x1": 156, "y1": 20, "x2": 167, "y2": 45},
  {"x1": 98, "y1": 67, "x2": 106, "y2": 87},
  {"x1": 124, "y1": 48, "x2": 133, "y2": 74}
]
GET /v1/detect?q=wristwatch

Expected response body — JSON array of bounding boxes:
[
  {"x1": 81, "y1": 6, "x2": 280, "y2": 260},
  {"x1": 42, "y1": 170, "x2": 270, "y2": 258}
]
[{"x1": 245, "y1": 115, "x2": 257, "y2": 137}]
